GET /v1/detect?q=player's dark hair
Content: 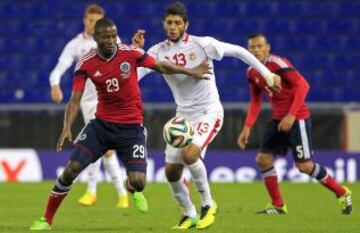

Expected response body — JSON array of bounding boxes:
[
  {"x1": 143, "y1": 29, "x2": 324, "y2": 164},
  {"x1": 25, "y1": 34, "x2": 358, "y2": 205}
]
[
  {"x1": 84, "y1": 4, "x2": 105, "y2": 17},
  {"x1": 94, "y1": 17, "x2": 116, "y2": 33},
  {"x1": 248, "y1": 33, "x2": 267, "y2": 41},
  {"x1": 164, "y1": 2, "x2": 188, "y2": 22}
]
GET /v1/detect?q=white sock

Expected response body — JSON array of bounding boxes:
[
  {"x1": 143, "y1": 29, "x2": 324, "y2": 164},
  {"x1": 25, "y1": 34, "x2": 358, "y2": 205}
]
[
  {"x1": 86, "y1": 159, "x2": 101, "y2": 194},
  {"x1": 169, "y1": 178, "x2": 197, "y2": 218},
  {"x1": 103, "y1": 153, "x2": 127, "y2": 196},
  {"x1": 188, "y1": 159, "x2": 213, "y2": 207}
]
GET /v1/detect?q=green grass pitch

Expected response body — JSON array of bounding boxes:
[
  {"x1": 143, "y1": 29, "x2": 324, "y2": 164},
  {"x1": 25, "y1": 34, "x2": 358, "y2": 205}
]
[{"x1": 0, "y1": 182, "x2": 359, "y2": 233}]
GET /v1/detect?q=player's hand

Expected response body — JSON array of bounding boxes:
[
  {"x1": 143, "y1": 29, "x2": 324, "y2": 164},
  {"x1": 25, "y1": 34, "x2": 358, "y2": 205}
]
[
  {"x1": 132, "y1": 29, "x2": 145, "y2": 49},
  {"x1": 188, "y1": 61, "x2": 212, "y2": 80},
  {"x1": 278, "y1": 114, "x2": 296, "y2": 132},
  {"x1": 237, "y1": 126, "x2": 251, "y2": 149},
  {"x1": 272, "y1": 74, "x2": 282, "y2": 92},
  {"x1": 51, "y1": 85, "x2": 63, "y2": 103},
  {"x1": 56, "y1": 128, "x2": 72, "y2": 152}
]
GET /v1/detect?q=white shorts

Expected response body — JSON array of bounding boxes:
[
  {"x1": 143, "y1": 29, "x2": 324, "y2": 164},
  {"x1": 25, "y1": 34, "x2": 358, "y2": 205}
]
[
  {"x1": 165, "y1": 111, "x2": 223, "y2": 164},
  {"x1": 80, "y1": 101, "x2": 97, "y2": 124}
]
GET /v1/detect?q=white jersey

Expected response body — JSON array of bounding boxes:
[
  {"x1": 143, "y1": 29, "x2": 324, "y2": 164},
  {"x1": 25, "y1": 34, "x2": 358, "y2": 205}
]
[
  {"x1": 49, "y1": 33, "x2": 121, "y2": 104},
  {"x1": 138, "y1": 34, "x2": 274, "y2": 116}
]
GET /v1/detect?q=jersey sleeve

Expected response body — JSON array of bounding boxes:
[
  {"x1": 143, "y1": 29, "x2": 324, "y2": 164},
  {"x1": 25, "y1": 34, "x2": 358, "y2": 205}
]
[
  {"x1": 133, "y1": 48, "x2": 156, "y2": 68},
  {"x1": 72, "y1": 59, "x2": 88, "y2": 92},
  {"x1": 198, "y1": 36, "x2": 226, "y2": 61},
  {"x1": 283, "y1": 70, "x2": 310, "y2": 116},
  {"x1": 219, "y1": 42, "x2": 274, "y2": 81},
  {"x1": 49, "y1": 39, "x2": 77, "y2": 86},
  {"x1": 137, "y1": 44, "x2": 159, "y2": 81}
]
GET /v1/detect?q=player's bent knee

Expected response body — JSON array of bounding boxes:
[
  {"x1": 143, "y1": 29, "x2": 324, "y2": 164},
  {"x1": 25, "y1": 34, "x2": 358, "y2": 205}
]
[
  {"x1": 181, "y1": 144, "x2": 201, "y2": 165},
  {"x1": 296, "y1": 161, "x2": 314, "y2": 174},
  {"x1": 61, "y1": 161, "x2": 84, "y2": 183},
  {"x1": 256, "y1": 153, "x2": 273, "y2": 169},
  {"x1": 165, "y1": 164, "x2": 183, "y2": 182}
]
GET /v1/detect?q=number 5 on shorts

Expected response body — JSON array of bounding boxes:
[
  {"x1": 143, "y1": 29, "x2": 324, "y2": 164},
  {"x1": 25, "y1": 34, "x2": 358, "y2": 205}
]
[{"x1": 296, "y1": 145, "x2": 304, "y2": 159}]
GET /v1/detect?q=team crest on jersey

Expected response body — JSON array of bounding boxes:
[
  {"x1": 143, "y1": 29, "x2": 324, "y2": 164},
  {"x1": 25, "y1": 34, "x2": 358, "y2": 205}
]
[
  {"x1": 120, "y1": 62, "x2": 131, "y2": 72},
  {"x1": 189, "y1": 52, "x2": 196, "y2": 61},
  {"x1": 120, "y1": 62, "x2": 131, "y2": 79}
]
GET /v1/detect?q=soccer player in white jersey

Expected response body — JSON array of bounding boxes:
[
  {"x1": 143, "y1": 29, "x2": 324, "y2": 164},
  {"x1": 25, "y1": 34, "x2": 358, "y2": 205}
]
[
  {"x1": 135, "y1": 2, "x2": 281, "y2": 229},
  {"x1": 49, "y1": 4, "x2": 129, "y2": 208}
]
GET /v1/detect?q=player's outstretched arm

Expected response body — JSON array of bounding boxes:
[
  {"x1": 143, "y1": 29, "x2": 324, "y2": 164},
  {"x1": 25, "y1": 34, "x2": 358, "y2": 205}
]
[
  {"x1": 151, "y1": 61, "x2": 211, "y2": 79},
  {"x1": 220, "y1": 42, "x2": 281, "y2": 90},
  {"x1": 57, "y1": 91, "x2": 83, "y2": 151}
]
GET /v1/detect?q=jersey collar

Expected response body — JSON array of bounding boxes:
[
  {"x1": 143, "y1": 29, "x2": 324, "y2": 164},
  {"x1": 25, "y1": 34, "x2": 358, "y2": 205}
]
[
  {"x1": 96, "y1": 46, "x2": 118, "y2": 61},
  {"x1": 166, "y1": 33, "x2": 190, "y2": 47}
]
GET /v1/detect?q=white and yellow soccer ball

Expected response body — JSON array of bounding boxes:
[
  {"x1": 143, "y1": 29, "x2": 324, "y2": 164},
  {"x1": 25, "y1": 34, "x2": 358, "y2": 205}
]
[{"x1": 163, "y1": 116, "x2": 194, "y2": 148}]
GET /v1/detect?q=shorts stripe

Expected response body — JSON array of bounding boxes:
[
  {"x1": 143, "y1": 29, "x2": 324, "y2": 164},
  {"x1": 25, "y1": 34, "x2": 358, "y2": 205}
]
[
  {"x1": 73, "y1": 143, "x2": 95, "y2": 158},
  {"x1": 201, "y1": 118, "x2": 222, "y2": 150},
  {"x1": 299, "y1": 120, "x2": 311, "y2": 159},
  {"x1": 127, "y1": 160, "x2": 146, "y2": 164}
]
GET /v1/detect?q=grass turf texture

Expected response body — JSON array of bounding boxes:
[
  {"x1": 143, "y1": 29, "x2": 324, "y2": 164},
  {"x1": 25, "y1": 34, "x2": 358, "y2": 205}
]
[{"x1": 0, "y1": 182, "x2": 359, "y2": 233}]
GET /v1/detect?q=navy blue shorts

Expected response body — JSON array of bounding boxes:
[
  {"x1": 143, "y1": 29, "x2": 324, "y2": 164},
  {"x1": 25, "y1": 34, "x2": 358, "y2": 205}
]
[
  {"x1": 260, "y1": 119, "x2": 313, "y2": 162},
  {"x1": 70, "y1": 118, "x2": 147, "y2": 174}
]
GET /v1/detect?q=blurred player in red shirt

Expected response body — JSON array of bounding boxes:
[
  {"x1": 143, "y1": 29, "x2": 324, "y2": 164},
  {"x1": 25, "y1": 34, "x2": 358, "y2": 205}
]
[
  {"x1": 237, "y1": 34, "x2": 352, "y2": 215},
  {"x1": 30, "y1": 17, "x2": 210, "y2": 231}
]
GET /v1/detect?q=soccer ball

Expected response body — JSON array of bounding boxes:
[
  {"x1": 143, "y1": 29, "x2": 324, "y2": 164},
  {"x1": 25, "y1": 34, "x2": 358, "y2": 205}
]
[{"x1": 163, "y1": 116, "x2": 194, "y2": 148}]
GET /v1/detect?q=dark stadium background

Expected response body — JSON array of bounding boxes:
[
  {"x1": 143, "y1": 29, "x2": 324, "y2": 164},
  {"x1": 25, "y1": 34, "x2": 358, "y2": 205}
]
[{"x1": 1, "y1": 0, "x2": 359, "y2": 150}]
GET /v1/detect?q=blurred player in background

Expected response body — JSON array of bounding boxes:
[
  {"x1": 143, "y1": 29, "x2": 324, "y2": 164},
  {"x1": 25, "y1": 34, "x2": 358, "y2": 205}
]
[
  {"x1": 49, "y1": 4, "x2": 129, "y2": 208},
  {"x1": 237, "y1": 33, "x2": 352, "y2": 215},
  {"x1": 134, "y1": 2, "x2": 281, "y2": 229},
  {"x1": 30, "y1": 18, "x2": 211, "y2": 231}
]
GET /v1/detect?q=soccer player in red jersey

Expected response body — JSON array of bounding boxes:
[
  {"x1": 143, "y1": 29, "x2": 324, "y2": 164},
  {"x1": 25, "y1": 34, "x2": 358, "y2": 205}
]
[
  {"x1": 29, "y1": 18, "x2": 210, "y2": 231},
  {"x1": 237, "y1": 33, "x2": 352, "y2": 215},
  {"x1": 49, "y1": 3, "x2": 129, "y2": 209}
]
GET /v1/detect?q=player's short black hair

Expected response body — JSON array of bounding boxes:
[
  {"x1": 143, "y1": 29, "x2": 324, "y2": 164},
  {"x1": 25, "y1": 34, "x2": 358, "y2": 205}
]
[
  {"x1": 94, "y1": 17, "x2": 116, "y2": 33},
  {"x1": 248, "y1": 33, "x2": 267, "y2": 41},
  {"x1": 164, "y1": 2, "x2": 188, "y2": 22}
]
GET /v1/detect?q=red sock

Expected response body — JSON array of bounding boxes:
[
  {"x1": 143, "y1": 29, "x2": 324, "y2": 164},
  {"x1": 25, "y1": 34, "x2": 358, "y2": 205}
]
[
  {"x1": 320, "y1": 175, "x2": 346, "y2": 197},
  {"x1": 264, "y1": 176, "x2": 284, "y2": 207},
  {"x1": 44, "y1": 191, "x2": 68, "y2": 224}
]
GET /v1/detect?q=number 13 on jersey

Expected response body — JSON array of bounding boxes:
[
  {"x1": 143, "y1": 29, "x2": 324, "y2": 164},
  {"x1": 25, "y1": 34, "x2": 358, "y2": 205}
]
[{"x1": 172, "y1": 53, "x2": 187, "y2": 66}]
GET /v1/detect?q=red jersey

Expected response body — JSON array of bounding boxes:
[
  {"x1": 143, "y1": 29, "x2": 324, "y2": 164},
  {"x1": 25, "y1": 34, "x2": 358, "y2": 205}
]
[
  {"x1": 72, "y1": 44, "x2": 156, "y2": 124},
  {"x1": 245, "y1": 54, "x2": 310, "y2": 127}
]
